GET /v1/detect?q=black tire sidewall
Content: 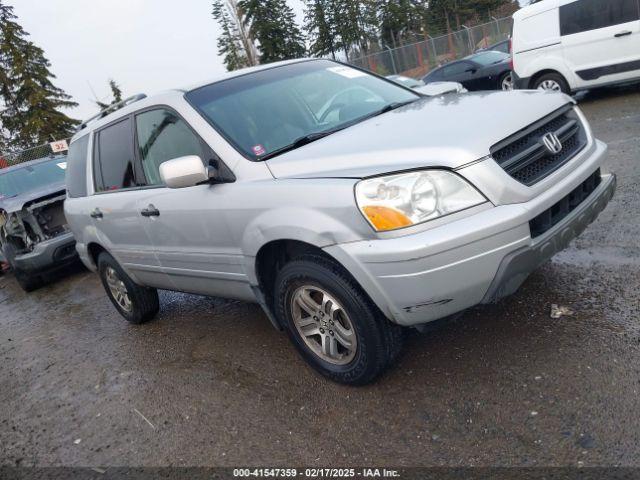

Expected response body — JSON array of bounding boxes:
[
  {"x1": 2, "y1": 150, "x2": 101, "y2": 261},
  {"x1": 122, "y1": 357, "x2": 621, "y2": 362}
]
[
  {"x1": 97, "y1": 252, "x2": 158, "y2": 324},
  {"x1": 275, "y1": 258, "x2": 388, "y2": 385}
]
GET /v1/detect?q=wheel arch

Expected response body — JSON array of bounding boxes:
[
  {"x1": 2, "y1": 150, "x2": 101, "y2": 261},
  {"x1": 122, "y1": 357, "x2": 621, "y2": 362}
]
[
  {"x1": 253, "y1": 240, "x2": 338, "y2": 326},
  {"x1": 252, "y1": 238, "x2": 390, "y2": 331},
  {"x1": 87, "y1": 242, "x2": 106, "y2": 269},
  {"x1": 530, "y1": 69, "x2": 569, "y2": 89}
]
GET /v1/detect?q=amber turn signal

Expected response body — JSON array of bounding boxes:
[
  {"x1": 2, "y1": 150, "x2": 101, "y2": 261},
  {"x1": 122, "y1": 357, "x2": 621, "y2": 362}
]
[{"x1": 362, "y1": 206, "x2": 413, "y2": 232}]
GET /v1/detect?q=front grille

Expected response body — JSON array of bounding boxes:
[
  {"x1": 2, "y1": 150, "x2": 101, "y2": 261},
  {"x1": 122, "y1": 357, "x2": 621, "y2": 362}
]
[
  {"x1": 491, "y1": 106, "x2": 588, "y2": 186},
  {"x1": 529, "y1": 169, "x2": 601, "y2": 238}
]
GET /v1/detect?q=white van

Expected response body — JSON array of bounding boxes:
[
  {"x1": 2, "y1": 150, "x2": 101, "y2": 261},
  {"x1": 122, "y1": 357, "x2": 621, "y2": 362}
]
[{"x1": 512, "y1": 0, "x2": 640, "y2": 93}]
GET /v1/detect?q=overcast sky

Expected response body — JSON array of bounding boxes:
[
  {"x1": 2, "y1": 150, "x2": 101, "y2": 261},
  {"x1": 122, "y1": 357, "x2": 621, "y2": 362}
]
[{"x1": 7, "y1": 0, "x2": 304, "y2": 121}]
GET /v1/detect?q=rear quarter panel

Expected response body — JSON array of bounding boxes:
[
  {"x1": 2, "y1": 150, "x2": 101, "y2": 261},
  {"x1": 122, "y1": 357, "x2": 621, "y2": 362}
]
[{"x1": 513, "y1": 2, "x2": 571, "y2": 83}]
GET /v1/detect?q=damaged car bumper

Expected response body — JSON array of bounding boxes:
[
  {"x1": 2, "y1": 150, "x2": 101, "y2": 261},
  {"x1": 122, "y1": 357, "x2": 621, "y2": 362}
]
[
  {"x1": 12, "y1": 231, "x2": 78, "y2": 272},
  {"x1": 326, "y1": 171, "x2": 616, "y2": 327}
]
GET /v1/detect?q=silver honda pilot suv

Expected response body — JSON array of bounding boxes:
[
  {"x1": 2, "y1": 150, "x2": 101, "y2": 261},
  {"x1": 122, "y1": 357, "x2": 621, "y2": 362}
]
[{"x1": 64, "y1": 59, "x2": 616, "y2": 385}]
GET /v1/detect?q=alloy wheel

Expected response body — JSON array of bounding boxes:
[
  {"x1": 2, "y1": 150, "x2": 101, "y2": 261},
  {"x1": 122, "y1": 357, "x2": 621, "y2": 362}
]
[
  {"x1": 537, "y1": 79, "x2": 562, "y2": 92},
  {"x1": 501, "y1": 73, "x2": 514, "y2": 91},
  {"x1": 105, "y1": 266, "x2": 132, "y2": 312},
  {"x1": 290, "y1": 285, "x2": 357, "y2": 365}
]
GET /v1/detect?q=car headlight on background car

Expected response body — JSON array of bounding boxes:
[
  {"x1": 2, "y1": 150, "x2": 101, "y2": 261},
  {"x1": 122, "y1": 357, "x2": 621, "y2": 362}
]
[{"x1": 355, "y1": 170, "x2": 486, "y2": 232}]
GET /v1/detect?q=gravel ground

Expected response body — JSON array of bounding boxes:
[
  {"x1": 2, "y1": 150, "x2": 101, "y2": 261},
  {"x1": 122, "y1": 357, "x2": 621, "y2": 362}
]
[{"x1": 1, "y1": 85, "x2": 639, "y2": 468}]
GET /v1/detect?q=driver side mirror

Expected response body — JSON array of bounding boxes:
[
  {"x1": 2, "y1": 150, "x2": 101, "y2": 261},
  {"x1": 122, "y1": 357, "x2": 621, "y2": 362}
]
[{"x1": 159, "y1": 155, "x2": 212, "y2": 189}]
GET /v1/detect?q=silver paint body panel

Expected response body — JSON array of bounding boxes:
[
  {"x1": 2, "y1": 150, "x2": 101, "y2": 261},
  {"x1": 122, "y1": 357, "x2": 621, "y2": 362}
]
[{"x1": 65, "y1": 59, "x2": 613, "y2": 326}]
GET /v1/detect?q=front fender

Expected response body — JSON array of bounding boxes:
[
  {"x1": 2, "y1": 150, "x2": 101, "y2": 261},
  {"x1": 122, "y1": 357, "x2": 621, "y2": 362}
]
[{"x1": 240, "y1": 206, "x2": 369, "y2": 285}]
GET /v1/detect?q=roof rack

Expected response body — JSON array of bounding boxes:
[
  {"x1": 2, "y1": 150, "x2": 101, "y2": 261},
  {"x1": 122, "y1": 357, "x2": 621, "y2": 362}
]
[{"x1": 78, "y1": 94, "x2": 147, "y2": 131}]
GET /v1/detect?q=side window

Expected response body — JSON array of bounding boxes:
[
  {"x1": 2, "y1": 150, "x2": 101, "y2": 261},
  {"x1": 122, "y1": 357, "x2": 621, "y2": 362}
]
[
  {"x1": 66, "y1": 134, "x2": 90, "y2": 198},
  {"x1": 427, "y1": 68, "x2": 442, "y2": 80},
  {"x1": 135, "y1": 108, "x2": 208, "y2": 186},
  {"x1": 560, "y1": 0, "x2": 640, "y2": 36},
  {"x1": 443, "y1": 62, "x2": 471, "y2": 76},
  {"x1": 94, "y1": 118, "x2": 136, "y2": 192}
]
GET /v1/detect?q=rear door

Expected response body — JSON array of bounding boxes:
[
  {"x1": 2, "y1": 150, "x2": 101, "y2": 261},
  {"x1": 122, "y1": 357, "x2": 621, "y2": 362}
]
[
  {"x1": 560, "y1": 0, "x2": 640, "y2": 88},
  {"x1": 89, "y1": 117, "x2": 172, "y2": 289}
]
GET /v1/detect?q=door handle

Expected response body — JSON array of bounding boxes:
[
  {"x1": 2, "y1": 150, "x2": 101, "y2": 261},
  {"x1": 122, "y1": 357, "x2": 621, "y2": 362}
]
[
  {"x1": 615, "y1": 31, "x2": 632, "y2": 38},
  {"x1": 140, "y1": 204, "x2": 160, "y2": 217},
  {"x1": 90, "y1": 208, "x2": 103, "y2": 219}
]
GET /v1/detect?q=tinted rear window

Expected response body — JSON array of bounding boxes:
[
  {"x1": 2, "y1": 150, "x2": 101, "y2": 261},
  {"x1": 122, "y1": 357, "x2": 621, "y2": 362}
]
[
  {"x1": 560, "y1": 0, "x2": 640, "y2": 36},
  {"x1": 66, "y1": 134, "x2": 89, "y2": 198},
  {"x1": 94, "y1": 118, "x2": 136, "y2": 192}
]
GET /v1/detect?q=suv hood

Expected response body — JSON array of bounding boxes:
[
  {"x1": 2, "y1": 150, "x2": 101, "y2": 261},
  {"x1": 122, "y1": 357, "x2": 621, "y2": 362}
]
[
  {"x1": 0, "y1": 182, "x2": 66, "y2": 213},
  {"x1": 266, "y1": 91, "x2": 574, "y2": 179}
]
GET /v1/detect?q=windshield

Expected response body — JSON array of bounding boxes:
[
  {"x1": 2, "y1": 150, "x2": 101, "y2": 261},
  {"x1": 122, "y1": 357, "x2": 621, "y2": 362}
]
[
  {"x1": 471, "y1": 51, "x2": 510, "y2": 66},
  {"x1": 0, "y1": 157, "x2": 67, "y2": 199},
  {"x1": 186, "y1": 60, "x2": 419, "y2": 160}
]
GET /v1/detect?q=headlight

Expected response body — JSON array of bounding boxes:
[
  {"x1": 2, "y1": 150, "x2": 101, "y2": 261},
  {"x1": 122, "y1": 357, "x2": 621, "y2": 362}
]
[{"x1": 355, "y1": 170, "x2": 486, "y2": 232}]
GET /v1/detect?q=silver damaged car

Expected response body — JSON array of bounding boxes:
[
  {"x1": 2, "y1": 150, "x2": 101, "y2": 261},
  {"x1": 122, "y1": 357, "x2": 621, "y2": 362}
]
[{"x1": 64, "y1": 59, "x2": 616, "y2": 384}]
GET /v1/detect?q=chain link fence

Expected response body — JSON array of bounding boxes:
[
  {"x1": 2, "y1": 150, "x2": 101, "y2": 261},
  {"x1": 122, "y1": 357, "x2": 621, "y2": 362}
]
[
  {"x1": 350, "y1": 16, "x2": 513, "y2": 79},
  {"x1": 0, "y1": 138, "x2": 70, "y2": 169}
]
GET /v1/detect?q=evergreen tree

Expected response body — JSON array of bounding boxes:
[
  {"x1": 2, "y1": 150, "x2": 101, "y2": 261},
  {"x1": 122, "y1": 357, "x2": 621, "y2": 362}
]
[
  {"x1": 304, "y1": 0, "x2": 338, "y2": 58},
  {"x1": 212, "y1": 0, "x2": 257, "y2": 71},
  {"x1": 331, "y1": 0, "x2": 377, "y2": 59},
  {"x1": 424, "y1": 0, "x2": 514, "y2": 35},
  {"x1": 0, "y1": 2, "x2": 78, "y2": 149},
  {"x1": 377, "y1": 0, "x2": 423, "y2": 46},
  {"x1": 96, "y1": 79, "x2": 124, "y2": 110},
  {"x1": 240, "y1": 0, "x2": 306, "y2": 63}
]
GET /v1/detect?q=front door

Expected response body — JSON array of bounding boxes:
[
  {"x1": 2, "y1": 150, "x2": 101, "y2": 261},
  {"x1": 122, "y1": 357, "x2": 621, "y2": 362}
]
[
  {"x1": 131, "y1": 107, "x2": 251, "y2": 299},
  {"x1": 560, "y1": 0, "x2": 640, "y2": 88}
]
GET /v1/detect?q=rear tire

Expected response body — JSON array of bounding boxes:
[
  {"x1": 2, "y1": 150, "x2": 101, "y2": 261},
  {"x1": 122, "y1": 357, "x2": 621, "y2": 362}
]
[
  {"x1": 2, "y1": 243, "x2": 44, "y2": 292},
  {"x1": 533, "y1": 73, "x2": 570, "y2": 94},
  {"x1": 97, "y1": 251, "x2": 159, "y2": 324},
  {"x1": 274, "y1": 255, "x2": 404, "y2": 385}
]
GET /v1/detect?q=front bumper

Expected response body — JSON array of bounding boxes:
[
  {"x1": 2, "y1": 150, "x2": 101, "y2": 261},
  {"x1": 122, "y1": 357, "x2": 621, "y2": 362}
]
[
  {"x1": 325, "y1": 172, "x2": 616, "y2": 327},
  {"x1": 482, "y1": 173, "x2": 616, "y2": 303},
  {"x1": 13, "y1": 231, "x2": 78, "y2": 272}
]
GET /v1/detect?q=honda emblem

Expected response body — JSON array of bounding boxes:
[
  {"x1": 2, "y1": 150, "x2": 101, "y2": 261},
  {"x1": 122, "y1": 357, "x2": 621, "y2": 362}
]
[{"x1": 542, "y1": 132, "x2": 563, "y2": 155}]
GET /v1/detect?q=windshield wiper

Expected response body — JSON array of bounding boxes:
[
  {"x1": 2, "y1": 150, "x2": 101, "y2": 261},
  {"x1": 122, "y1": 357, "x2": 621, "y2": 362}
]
[
  {"x1": 259, "y1": 128, "x2": 346, "y2": 161},
  {"x1": 360, "y1": 100, "x2": 417, "y2": 121}
]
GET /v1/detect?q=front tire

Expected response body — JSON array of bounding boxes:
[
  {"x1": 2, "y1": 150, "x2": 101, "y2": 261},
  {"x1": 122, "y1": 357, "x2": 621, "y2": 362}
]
[
  {"x1": 274, "y1": 255, "x2": 404, "y2": 385},
  {"x1": 97, "y1": 252, "x2": 159, "y2": 324},
  {"x1": 533, "y1": 73, "x2": 570, "y2": 94}
]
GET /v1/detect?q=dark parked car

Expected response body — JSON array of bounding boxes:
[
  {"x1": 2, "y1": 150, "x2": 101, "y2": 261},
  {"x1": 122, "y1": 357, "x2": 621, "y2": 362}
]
[
  {"x1": 423, "y1": 51, "x2": 513, "y2": 91},
  {"x1": 0, "y1": 155, "x2": 78, "y2": 291}
]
